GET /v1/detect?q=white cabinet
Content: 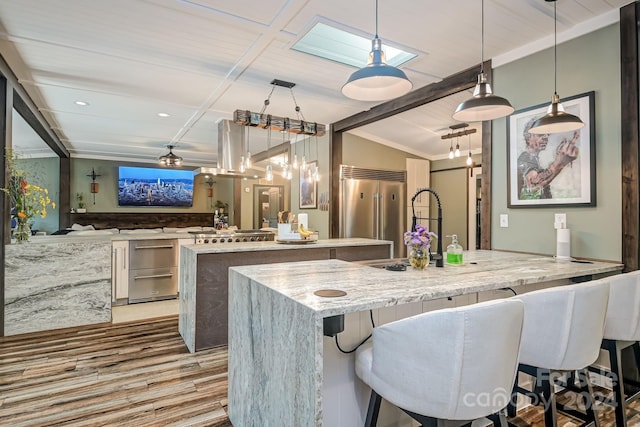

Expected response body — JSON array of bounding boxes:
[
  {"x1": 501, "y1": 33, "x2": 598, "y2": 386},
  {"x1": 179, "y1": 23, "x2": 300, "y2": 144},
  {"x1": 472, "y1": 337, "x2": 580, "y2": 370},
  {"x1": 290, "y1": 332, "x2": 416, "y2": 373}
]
[
  {"x1": 406, "y1": 158, "x2": 430, "y2": 230},
  {"x1": 111, "y1": 240, "x2": 129, "y2": 303}
]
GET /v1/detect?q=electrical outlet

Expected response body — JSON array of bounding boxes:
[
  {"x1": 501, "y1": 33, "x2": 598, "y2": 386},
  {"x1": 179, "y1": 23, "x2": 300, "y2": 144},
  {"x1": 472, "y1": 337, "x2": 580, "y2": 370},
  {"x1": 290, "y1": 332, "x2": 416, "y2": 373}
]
[
  {"x1": 500, "y1": 214, "x2": 509, "y2": 228},
  {"x1": 554, "y1": 213, "x2": 566, "y2": 229}
]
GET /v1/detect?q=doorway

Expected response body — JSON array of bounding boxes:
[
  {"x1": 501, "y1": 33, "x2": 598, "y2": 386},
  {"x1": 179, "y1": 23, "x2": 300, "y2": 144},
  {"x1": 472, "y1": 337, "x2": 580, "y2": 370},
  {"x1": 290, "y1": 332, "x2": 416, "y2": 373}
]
[
  {"x1": 468, "y1": 167, "x2": 482, "y2": 250},
  {"x1": 253, "y1": 185, "x2": 284, "y2": 229}
]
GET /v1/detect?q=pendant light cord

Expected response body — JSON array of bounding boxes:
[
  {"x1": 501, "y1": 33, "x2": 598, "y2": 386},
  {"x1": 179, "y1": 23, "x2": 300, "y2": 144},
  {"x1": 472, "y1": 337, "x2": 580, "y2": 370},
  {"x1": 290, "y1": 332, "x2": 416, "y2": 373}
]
[
  {"x1": 480, "y1": 0, "x2": 484, "y2": 73},
  {"x1": 553, "y1": 1, "x2": 557, "y2": 95},
  {"x1": 375, "y1": 0, "x2": 379, "y2": 38}
]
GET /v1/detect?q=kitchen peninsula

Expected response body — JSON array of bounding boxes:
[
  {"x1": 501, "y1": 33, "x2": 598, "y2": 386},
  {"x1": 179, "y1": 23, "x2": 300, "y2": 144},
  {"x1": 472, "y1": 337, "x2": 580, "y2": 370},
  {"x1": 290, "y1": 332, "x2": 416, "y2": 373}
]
[
  {"x1": 178, "y1": 238, "x2": 392, "y2": 352},
  {"x1": 227, "y1": 251, "x2": 623, "y2": 427}
]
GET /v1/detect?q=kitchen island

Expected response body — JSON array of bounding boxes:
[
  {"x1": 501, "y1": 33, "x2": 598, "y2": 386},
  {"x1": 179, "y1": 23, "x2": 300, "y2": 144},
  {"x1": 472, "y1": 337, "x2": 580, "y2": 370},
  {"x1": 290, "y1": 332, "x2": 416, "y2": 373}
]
[
  {"x1": 5, "y1": 238, "x2": 112, "y2": 335},
  {"x1": 227, "y1": 250, "x2": 623, "y2": 427},
  {"x1": 178, "y1": 238, "x2": 393, "y2": 352},
  {"x1": 4, "y1": 231, "x2": 194, "y2": 335}
]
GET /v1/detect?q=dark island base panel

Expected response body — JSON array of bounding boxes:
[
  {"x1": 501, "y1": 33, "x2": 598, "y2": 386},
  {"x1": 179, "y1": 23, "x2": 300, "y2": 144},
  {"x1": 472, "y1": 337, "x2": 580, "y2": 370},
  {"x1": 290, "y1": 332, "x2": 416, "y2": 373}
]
[{"x1": 194, "y1": 244, "x2": 391, "y2": 351}]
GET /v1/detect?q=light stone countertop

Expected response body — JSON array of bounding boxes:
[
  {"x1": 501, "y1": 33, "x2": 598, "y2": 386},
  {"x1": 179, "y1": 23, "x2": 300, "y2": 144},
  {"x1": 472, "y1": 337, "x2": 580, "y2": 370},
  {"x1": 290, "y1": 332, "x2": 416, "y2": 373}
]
[
  {"x1": 21, "y1": 232, "x2": 196, "y2": 244},
  {"x1": 227, "y1": 250, "x2": 624, "y2": 427},
  {"x1": 180, "y1": 237, "x2": 393, "y2": 255},
  {"x1": 229, "y1": 250, "x2": 623, "y2": 318}
]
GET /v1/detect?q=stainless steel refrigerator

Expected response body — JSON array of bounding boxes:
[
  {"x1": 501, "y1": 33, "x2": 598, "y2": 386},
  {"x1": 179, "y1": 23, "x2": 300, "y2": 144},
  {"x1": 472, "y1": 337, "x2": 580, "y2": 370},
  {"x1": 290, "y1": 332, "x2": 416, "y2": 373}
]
[{"x1": 340, "y1": 165, "x2": 406, "y2": 258}]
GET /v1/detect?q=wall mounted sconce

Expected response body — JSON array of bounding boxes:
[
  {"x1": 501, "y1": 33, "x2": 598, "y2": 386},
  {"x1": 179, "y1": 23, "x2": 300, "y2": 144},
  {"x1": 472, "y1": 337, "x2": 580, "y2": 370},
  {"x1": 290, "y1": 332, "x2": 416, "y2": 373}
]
[{"x1": 87, "y1": 167, "x2": 101, "y2": 204}]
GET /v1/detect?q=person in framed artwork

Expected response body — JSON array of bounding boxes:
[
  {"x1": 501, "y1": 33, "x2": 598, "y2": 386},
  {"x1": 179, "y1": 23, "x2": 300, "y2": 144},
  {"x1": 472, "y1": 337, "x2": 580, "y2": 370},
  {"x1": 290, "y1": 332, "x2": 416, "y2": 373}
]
[{"x1": 517, "y1": 117, "x2": 579, "y2": 199}]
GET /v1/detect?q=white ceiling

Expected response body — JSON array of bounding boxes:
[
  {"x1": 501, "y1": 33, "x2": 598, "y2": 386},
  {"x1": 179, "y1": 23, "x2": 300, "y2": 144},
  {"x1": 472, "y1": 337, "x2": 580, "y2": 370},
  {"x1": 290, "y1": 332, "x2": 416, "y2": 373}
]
[{"x1": 0, "y1": 0, "x2": 628, "y2": 165}]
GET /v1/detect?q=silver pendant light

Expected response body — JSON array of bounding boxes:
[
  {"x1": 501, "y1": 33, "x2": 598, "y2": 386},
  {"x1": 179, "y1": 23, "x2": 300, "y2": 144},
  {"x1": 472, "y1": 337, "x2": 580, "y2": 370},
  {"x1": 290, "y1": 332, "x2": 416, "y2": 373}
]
[
  {"x1": 341, "y1": 0, "x2": 412, "y2": 101},
  {"x1": 528, "y1": 0, "x2": 583, "y2": 134},
  {"x1": 453, "y1": 0, "x2": 514, "y2": 122}
]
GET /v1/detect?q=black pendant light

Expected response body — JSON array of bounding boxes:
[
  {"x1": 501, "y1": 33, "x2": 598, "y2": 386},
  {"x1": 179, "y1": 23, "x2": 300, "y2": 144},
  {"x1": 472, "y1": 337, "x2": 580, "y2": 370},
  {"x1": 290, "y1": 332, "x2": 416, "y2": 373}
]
[
  {"x1": 528, "y1": 0, "x2": 584, "y2": 134},
  {"x1": 341, "y1": 0, "x2": 412, "y2": 101},
  {"x1": 453, "y1": 0, "x2": 514, "y2": 122},
  {"x1": 158, "y1": 145, "x2": 183, "y2": 167}
]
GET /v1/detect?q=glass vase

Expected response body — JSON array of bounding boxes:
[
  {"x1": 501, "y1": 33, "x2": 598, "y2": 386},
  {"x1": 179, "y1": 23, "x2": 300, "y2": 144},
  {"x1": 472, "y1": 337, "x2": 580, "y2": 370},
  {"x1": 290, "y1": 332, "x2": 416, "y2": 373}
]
[
  {"x1": 14, "y1": 220, "x2": 31, "y2": 243},
  {"x1": 408, "y1": 247, "x2": 429, "y2": 270}
]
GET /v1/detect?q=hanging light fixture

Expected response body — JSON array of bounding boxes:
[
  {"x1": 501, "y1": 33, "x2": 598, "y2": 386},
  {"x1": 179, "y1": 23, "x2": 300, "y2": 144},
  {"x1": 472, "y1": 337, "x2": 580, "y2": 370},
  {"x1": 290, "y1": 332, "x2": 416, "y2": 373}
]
[
  {"x1": 265, "y1": 125, "x2": 273, "y2": 181},
  {"x1": 448, "y1": 135, "x2": 454, "y2": 159},
  {"x1": 291, "y1": 133, "x2": 299, "y2": 169},
  {"x1": 314, "y1": 135, "x2": 320, "y2": 182},
  {"x1": 466, "y1": 134, "x2": 474, "y2": 166},
  {"x1": 158, "y1": 145, "x2": 183, "y2": 167},
  {"x1": 528, "y1": 0, "x2": 583, "y2": 134},
  {"x1": 442, "y1": 123, "x2": 476, "y2": 160},
  {"x1": 453, "y1": 0, "x2": 514, "y2": 122},
  {"x1": 341, "y1": 0, "x2": 412, "y2": 101}
]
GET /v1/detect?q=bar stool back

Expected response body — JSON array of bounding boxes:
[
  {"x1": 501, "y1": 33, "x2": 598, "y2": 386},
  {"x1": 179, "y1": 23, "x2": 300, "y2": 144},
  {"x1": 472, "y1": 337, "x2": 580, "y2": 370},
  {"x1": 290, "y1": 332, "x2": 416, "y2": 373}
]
[
  {"x1": 594, "y1": 271, "x2": 640, "y2": 426},
  {"x1": 355, "y1": 298, "x2": 524, "y2": 426},
  {"x1": 509, "y1": 280, "x2": 610, "y2": 427}
]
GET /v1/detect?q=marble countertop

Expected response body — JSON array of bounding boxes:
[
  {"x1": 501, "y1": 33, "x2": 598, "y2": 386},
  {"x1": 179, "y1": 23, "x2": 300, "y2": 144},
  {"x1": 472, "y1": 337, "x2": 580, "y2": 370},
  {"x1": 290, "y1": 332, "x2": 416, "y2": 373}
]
[
  {"x1": 18, "y1": 233, "x2": 196, "y2": 244},
  {"x1": 229, "y1": 250, "x2": 623, "y2": 317},
  {"x1": 181, "y1": 238, "x2": 392, "y2": 254}
]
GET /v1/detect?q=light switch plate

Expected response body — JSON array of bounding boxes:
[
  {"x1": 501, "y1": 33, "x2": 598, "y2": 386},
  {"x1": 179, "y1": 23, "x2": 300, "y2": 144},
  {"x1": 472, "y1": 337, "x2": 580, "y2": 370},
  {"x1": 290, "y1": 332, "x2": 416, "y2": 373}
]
[
  {"x1": 554, "y1": 213, "x2": 566, "y2": 229},
  {"x1": 500, "y1": 214, "x2": 509, "y2": 228}
]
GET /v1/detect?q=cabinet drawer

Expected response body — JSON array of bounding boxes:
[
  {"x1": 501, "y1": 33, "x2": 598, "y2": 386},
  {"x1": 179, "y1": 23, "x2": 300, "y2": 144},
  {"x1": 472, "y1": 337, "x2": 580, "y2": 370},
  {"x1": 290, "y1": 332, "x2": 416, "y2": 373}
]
[
  {"x1": 129, "y1": 239, "x2": 177, "y2": 269},
  {"x1": 128, "y1": 267, "x2": 177, "y2": 303}
]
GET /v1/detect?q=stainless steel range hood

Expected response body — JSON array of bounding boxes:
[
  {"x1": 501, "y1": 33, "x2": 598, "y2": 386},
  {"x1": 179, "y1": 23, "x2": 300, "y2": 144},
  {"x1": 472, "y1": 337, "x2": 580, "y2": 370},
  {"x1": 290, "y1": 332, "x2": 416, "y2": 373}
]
[
  {"x1": 194, "y1": 119, "x2": 262, "y2": 178},
  {"x1": 217, "y1": 119, "x2": 245, "y2": 173}
]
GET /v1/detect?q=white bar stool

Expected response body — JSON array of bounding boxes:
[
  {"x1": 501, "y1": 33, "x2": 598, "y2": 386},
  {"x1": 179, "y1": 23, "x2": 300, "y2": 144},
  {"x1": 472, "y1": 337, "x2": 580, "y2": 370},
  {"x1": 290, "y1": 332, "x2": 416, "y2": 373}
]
[
  {"x1": 508, "y1": 280, "x2": 610, "y2": 427},
  {"x1": 589, "y1": 271, "x2": 640, "y2": 426},
  {"x1": 355, "y1": 298, "x2": 525, "y2": 427}
]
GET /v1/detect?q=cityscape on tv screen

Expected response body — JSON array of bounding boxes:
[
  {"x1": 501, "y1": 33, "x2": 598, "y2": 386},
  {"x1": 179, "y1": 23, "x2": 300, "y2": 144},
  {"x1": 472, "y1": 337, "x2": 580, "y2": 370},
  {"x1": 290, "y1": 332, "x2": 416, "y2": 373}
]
[{"x1": 118, "y1": 166, "x2": 194, "y2": 207}]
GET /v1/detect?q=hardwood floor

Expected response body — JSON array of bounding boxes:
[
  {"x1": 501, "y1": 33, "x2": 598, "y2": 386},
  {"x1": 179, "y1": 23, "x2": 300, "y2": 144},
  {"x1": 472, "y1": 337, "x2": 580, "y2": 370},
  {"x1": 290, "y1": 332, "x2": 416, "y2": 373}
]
[
  {"x1": 1, "y1": 317, "x2": 639, "y2": 426},
  {"x1": 0, "y1": 316, "x2": 231, "y2": 427}
]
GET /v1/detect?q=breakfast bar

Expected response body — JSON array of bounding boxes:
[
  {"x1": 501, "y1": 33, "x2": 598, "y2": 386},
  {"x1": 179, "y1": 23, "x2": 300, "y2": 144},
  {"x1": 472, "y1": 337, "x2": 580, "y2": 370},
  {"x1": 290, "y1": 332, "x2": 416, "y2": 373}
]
[{"x1": 227, "y1": 251, "x2": 623, "y2": 427}]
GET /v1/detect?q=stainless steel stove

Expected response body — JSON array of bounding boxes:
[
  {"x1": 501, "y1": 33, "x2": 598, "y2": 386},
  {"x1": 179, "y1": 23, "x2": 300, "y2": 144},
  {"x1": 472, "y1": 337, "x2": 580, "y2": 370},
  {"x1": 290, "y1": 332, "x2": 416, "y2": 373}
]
[{"x1": 190, "y1": 229, "x2": 275, "y2": 245}]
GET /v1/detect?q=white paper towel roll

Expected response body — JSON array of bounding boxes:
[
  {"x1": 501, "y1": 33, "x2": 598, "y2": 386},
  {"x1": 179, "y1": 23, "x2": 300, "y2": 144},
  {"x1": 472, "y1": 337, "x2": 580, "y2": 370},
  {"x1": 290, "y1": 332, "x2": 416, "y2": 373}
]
[
  {"x1": 298, "y1": 213, "x2": 308, "y2": 229},
  {"x1": 556, "y1": 228, "x2": 571, "y2": 259}
]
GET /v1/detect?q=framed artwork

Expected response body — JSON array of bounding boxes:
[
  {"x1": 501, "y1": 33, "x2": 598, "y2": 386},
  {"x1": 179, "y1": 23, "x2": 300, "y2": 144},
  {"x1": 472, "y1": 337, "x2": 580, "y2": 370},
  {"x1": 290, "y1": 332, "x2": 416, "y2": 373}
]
[
  {"x1": 507, "y1": 91, "x2": 596, "y2": 208},
  {"x1": 299, "y1": 161, "x2": 317, "y2": 209}
]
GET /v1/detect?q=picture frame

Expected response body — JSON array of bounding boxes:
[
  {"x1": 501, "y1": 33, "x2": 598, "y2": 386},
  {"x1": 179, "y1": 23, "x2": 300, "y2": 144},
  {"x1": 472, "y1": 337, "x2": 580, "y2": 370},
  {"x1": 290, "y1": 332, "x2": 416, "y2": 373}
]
[
  {"x1": 507, "y1": 91, "x2": 596, "y2": 208},
  {"x1": 299, "y1": 161, "x2": 317, "y2": 209}
]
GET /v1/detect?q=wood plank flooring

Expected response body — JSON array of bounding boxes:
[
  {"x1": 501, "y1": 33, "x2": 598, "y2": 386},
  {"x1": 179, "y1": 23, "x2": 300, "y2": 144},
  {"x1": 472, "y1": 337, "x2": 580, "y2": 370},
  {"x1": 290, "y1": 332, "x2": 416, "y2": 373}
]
[
  {"x1": 0, "y1": 316, "x2": 231, "y2": 426},
  {"x1": 1, "y1": 317, "x2": 640, "y2": 426}
]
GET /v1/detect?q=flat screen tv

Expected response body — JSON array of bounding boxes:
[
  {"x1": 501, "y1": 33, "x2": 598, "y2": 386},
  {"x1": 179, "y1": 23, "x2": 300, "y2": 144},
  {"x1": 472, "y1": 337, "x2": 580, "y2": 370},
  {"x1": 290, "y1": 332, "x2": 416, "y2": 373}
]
[{"x1": 118, "y1": 166, "x2": 194, "y2": 207}]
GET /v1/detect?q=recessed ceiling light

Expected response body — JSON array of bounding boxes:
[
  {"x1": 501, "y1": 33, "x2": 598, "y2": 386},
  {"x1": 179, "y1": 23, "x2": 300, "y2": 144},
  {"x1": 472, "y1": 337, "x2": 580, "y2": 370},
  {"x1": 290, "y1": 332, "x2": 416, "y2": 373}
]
[
  {"x1": 74, "y1": 101, "x2": 89, "y2": 106},
  {"x1": 157, "y1": 112, "x2": 170, "y2": 117}
]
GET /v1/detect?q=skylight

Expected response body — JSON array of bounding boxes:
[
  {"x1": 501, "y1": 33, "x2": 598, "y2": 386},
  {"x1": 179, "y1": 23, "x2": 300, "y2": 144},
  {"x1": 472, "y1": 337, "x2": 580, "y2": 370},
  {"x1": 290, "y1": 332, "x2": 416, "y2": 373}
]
[{"x1": 292, "y1": 22, "x2": 416, "y2": 68}]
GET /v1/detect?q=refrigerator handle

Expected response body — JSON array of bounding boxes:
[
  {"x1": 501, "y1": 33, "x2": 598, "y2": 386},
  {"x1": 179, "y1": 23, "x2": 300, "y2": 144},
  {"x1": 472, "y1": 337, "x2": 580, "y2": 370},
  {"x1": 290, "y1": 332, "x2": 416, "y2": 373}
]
[
  {"x1": 373, "y1": 194, "x2": 379, "y2": 239},
  {"x1": 379, "y1": 194, "x2": 385, "y2": 240}
]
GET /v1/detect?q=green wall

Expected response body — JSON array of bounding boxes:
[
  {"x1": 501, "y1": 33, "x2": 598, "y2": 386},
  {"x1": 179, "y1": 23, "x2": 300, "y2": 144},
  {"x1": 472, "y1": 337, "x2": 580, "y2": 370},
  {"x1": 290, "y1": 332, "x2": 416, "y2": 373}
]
[
  {"x1": 16, "y1": 157, "x2": 60, "y2": 234},
  {"x1": 343, "y1": 133, "x2": 421, "y2": 170},
  {"x1": 71, "y1": 158, "x2": 212, "y2": 214},
  {"x1": 429, "y1": 154, "x2": 482, "y2": 250},
  {"x1": 492, "y1": 24, "x2": 621, "y2": 261}
]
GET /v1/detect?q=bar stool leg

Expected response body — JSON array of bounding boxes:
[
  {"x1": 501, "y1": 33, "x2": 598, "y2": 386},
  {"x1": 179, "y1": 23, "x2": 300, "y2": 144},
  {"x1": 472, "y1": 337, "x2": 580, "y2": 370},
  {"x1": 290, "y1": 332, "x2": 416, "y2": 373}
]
[
  {"x1": 365, "y1": 390, "x2": 382, "y2": 427},
  {"x1": 507, "y1": 375, "x2": 518, "y2": 418},
  {"x1": 577, "y1": 369, "x2": 602, "y2": 427},
  {"x1": 540, "y1": 371, "x2": 558, "y2": 427},
  {"x1": 604, "y1": 339, "x2": 627, "y2": 427}
]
